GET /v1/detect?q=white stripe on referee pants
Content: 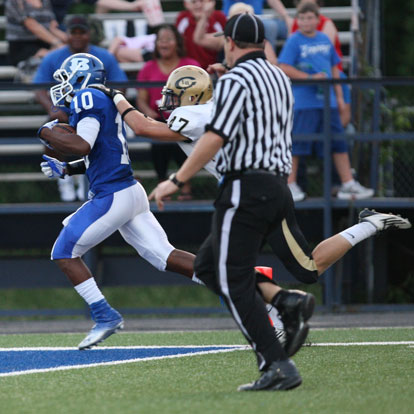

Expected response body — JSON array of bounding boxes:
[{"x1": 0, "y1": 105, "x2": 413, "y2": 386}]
[{"x1": 218, "y1": 179, "x2": 259, "y2": 356}]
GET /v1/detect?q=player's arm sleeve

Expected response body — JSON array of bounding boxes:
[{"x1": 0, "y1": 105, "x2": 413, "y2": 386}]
[
  {"x1": 205, "y1": 77, "x2": 246, "y2": 142},
  {"x1": 77, "y1": 117, "x2": 100, "y2": 149}
]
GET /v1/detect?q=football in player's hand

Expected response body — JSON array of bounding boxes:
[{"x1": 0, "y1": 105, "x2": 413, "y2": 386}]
[{"x1": 52, "y1": 123, "x2": 76, "y2": 134}]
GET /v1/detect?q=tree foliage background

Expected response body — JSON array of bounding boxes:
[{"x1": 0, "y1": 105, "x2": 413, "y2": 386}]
[{"x1": 383, "y1": 0, "x2": 414, "y2": 76}]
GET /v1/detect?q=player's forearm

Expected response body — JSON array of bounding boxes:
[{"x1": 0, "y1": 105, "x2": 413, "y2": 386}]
[
  {"x1": 35, "y1": 89, "x2": 54, "y2": 113},
  {"x1": 116, "y1": 99, "x2": 185, "y2": 141},
  {"x1": 175, "y1": 131, "x2": 223, "y2": 183},
  {"x1": 41, "y1": 129, "x2": 91, "y2": 156}
]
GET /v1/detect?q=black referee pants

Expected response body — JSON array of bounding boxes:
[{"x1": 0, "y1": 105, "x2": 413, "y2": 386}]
[{"x1": 194, "y1": 173, "x2": 318, "y2": 370}]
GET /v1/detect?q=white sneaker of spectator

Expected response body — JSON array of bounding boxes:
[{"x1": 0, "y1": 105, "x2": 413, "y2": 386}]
[
  {"x1": 337, "y1": 180, "x2": 374, "y2": 200},
  {"x1": 58, "y1": 175, "x2": 76, "y2": 202},
  {"x1": 288, "y1": 182, "x2": 306, "y2": 202}
]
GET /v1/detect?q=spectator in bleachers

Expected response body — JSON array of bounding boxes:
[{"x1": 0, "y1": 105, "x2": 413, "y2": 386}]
[
  {"x1": 93, "y1": 0, "x2": 144, "y2": 14},
  {"x1": 5, "y1": 0, "x2": 68, "y2": 66},
  {"x1": 285, "y1": 0, "x2": 344, "y2": 71},
  {"x1": 49, "y1": 0, "x2": 145, "y2": 29},
  {"x1": 221, "y1": 0, "x2": 288, "y2": 51},
  {"x1": 108, "y1": 33, "x2": 156, "y2": 63},
  {"x1": 278, "y1": 2, "x2": 373, "y2": 201},
  {"x1": 137, "y1": 24, "x2": 201, "y2": 200},
  {"x1": 32, "y1": 15, "x2": 128, "y2": 202},
  {"x1": 193, "y1": 2, "x2": 278, "y2": 66},
  {"x1": 176, "y1": 0, "x2": 226, "y2": 70}
]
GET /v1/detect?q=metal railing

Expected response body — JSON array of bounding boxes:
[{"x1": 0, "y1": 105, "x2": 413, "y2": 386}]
[{"x1": 0, "y1": 77, "x2": 413, "y2": 307}]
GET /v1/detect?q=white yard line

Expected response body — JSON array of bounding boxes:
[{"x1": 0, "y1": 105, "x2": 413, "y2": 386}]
[
  {"x1": 0, "y1": 346, "x2": 248, "y2": 377},
  {"x1": 308, "y1": 341, "x2": 414, "y2": 346}
]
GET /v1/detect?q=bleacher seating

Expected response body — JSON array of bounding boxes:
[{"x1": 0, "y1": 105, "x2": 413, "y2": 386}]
[
  {"x1": 0, "y1": 6, "x2": 359, "y2": 185},
  {"x1": 0, "y1": 7, "x2": 358, "y2": 80}
]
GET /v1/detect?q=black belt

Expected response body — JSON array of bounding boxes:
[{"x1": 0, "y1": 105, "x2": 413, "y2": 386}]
[{"x1": 224, "y1": 169, "x2": 286, "y2": 178}]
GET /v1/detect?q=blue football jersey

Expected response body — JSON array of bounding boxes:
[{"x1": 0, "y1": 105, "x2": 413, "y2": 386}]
[{"x1": 69, "y1": 88, "x2": 135, "y2": 198}]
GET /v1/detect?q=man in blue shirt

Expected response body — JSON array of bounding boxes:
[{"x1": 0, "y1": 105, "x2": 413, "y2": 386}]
[
  {"x1": 34, "y1": 15, "x2": 127, "y2": 122},
  {"x1": 278, "y1": 2, "x2": 374, "y2": 201},
  {"x1": 33, "y1": 15, "x2": 128, "y2": 202}
]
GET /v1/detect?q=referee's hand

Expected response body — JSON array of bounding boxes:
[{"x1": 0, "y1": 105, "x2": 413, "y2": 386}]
[
  {"x1": 207, "y1": 63, "x2": 228, "y2": 78},
  {"x1": 148, "y1": 179, "x2": 179, "y2": 211}
]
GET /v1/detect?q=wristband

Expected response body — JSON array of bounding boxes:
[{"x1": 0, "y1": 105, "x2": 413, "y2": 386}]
[
  {"x1": 121, "y1": 107, "x2": 138, "y2": 121},
  {"x1": 114, "y1": 94, "x2": 127, "y2": 105},
  {"x1": 67, "y1": 159, "x2": 86, "y2": 176},
  {"x1": 169, "y1": 172, "x2": 185, "y2": 189}
]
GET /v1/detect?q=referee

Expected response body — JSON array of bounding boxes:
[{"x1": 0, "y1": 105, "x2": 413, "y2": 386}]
[
  {"x1": 150, "y1": 13, "x2": 313, "y2": 391},
  {"x1": 150, "y1": 12, "x2": 312, "y2": 391}
]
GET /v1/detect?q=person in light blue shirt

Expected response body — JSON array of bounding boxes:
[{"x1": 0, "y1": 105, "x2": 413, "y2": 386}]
[
  {"x1": 278, "y1": 1, "x2": 373, "y2": 201},
  {"x1": 279, "y1": 30, "x2": 341, "y2": 110}
]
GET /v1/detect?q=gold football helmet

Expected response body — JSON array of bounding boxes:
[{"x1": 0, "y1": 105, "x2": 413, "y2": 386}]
[{"x1": 159, "y1": 65, "x2": 213, "y2": 111}]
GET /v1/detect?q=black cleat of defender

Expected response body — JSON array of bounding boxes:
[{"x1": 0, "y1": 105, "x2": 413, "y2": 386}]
[{"x1": 272, "y1": 290, "x2": 315, "y2": 357}]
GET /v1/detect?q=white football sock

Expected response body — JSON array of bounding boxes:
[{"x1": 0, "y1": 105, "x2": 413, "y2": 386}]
[
  {"x1": 74, "y1": 278, "x2": 105, "y2": 305},
  {"x1": 339, "y1": 222, "x2": 377, "y2": 247}
]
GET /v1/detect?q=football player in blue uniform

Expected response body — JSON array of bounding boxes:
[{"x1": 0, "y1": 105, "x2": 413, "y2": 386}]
[{"x1": 38, "y1": 53, "x2": 196, "y2": 350}]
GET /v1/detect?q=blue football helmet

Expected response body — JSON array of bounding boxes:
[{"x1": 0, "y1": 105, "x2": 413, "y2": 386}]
[{"x1": 50, "y1": 53, "x2": 107, "y2": 107}]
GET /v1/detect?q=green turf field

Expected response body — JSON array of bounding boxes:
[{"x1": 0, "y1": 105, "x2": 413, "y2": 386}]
[{"x1": 0, "y1": 328, "x2": 413, "y2": 414}]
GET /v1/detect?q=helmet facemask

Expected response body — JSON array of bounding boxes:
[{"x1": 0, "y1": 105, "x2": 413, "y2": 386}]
[
  {"x1": 50, "y1": 63, "x2": 92, "y2": 107},
  {"x1": 159, "y1": 86, "x2": 183, "y2": 111}
]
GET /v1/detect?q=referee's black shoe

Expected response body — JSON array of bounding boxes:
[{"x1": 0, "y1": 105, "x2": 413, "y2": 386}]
[
  {"x1": 272, "y1": 290, "x2": 315, "y2": 357},
  {"x1": 238, "y1": 359, "x2": 302, "y2": 391}
]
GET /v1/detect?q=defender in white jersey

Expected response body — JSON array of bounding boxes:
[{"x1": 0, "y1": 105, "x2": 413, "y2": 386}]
[
  {"x1": 91, "y1": 65, "x2": 286, "y2": 340},
  {"x1": 169, "y1": 101, "x2": 218, "y2": 179}
]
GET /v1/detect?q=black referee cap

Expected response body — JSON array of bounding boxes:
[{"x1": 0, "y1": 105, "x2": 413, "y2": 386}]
[{"x1": 214, "y1": 13, "x2": 265, "y2": 44}]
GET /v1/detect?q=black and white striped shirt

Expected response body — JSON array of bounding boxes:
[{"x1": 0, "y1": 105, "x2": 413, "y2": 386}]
[{"x1": 205, "y1": 51, "x2": 293, "y2": 176}]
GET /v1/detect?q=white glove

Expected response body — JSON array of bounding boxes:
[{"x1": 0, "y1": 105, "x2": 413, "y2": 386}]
[
  {"x1": 37, "y1": 119, "x2": 58, "y2": 149},
  {"x1": 40, "y1": 154, "x2": 67, "y2": 179}
]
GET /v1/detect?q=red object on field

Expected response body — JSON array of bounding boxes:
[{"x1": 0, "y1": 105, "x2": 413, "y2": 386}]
[
  {"x1": 255, "y1": 266, "x2": 275, "y2": 326},
  {"x1": 255, "y1": 266, "x2": 273, "y2": 280}
]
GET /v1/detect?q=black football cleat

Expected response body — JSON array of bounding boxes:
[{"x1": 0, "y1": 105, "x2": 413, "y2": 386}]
[
  {"x1": 238, "y1": 359, "x2": 302, "y2": 391},
  {"x1": 272, "y1": 290, "x2": 315, "y2": 357}
]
